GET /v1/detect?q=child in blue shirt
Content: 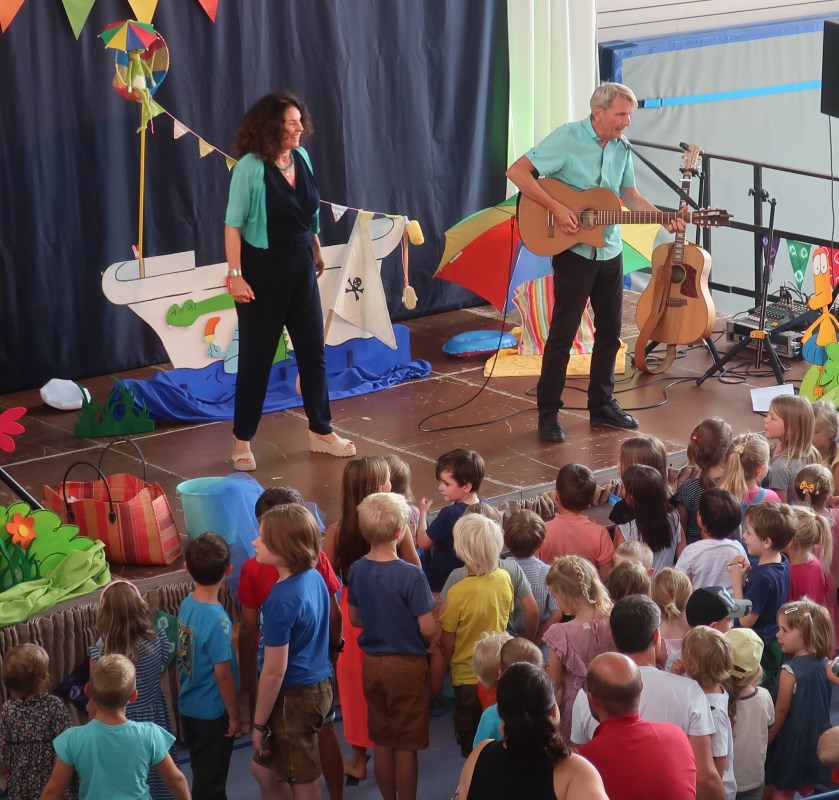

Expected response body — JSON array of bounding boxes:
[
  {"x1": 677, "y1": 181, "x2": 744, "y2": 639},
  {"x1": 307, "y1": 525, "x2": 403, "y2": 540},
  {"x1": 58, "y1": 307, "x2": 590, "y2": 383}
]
[
  {"x1": 728, "y1": 502, "x2": 794, "y2": 691},
  {"x1": 42, "y1": 654, "x2": 189, "y2": 800},
  {"x1": 177, "y1": 532, "x2": 241, "y2": 800},
  {"x1": 348, "y1": 491, "x2": 437, "y2": 800}
]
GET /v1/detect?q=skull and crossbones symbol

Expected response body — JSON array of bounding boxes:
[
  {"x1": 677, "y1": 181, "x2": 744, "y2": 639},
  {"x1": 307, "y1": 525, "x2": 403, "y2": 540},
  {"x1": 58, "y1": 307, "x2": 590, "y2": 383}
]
[{"x1": 345, "y1": 277, "x2": 364, "y2": 300}]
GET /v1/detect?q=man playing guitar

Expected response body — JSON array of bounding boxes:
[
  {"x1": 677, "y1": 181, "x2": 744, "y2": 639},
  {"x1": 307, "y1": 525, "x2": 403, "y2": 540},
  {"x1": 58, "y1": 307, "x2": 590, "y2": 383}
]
[{"x1": 506, "y1": 82, "x2": 685, "y2": 443}]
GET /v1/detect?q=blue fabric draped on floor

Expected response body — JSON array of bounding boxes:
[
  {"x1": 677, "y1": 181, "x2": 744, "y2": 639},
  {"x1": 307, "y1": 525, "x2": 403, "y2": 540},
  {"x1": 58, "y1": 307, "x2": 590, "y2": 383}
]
[{"x1": 120, "y1": 325, "x2": 431, "y2": 423}]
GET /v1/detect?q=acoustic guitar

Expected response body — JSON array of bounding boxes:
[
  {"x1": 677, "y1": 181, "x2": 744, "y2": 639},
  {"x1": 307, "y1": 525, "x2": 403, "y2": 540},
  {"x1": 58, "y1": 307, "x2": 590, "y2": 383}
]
[
  {"x1": 635, "y1": 144, "x2": 717, "y2": 373},
  {"x1": 517, "y1": 178, "x2": 730, "y2": 257}
]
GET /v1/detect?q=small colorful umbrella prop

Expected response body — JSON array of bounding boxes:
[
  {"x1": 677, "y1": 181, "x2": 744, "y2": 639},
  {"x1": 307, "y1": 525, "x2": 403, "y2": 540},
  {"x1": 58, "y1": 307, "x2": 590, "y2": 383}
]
[
  {"x1": 100, "y1": 20, "x2": 169, "y2": 279},
  {"x1": 435, "y1": 198, "x2": 660, "y2": 313}
]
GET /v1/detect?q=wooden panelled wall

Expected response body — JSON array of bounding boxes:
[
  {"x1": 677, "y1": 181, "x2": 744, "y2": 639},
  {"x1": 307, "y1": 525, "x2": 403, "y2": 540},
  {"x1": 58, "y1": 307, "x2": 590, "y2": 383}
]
[{"x1": 598, "y1": 0, "x2": 839, "y2": 41}]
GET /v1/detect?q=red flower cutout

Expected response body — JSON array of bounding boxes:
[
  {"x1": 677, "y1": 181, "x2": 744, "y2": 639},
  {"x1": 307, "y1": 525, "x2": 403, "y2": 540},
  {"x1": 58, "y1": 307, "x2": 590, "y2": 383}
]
[
  {"x1": 0, "y1": 407, "x2": 26, "y2": 453},
  {"x1": 6, "y1": 512, "x2": 37, "y2": 549}
]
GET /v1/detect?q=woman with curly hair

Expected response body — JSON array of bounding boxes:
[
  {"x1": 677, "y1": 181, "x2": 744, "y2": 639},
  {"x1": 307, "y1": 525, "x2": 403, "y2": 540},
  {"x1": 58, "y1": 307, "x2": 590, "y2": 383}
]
[
  {"x1": 456, "y1": 662, "x2": 607, "y2": 799},
  {"x1": 224, "y1": 91, "x2": 356, "y2": 471}
]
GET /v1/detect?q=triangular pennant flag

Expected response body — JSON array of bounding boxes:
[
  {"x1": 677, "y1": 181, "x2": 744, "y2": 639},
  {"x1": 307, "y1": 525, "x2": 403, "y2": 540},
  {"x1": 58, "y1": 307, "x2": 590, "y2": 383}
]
[
  {"x1": 196, "y1": 0, "x2": 219, "y2": 21},
  {"x1": 60, "y1": 0, "x2": 96, "y2": 39},
  {"x1": 331, "y1": 203, "x2": 349, "y2": 222},
  {"x1": 787, "y1": 239, "x2": 812, "y2": 292},
  {"x1": 197, "y1": 138, "x2": 213, "y2": 158},
  {"x1": 328, "y1": 211, "x2": 397, "y2": 349},
  {"x1": 172, "y1": 119, "x2": 189, "y2": 139},
  {"x1": 225, "y1": 155, "x2": 236, "y2": 171},
  {"x1": 762, "y1": 233, "x2": 781, "y2": 270},
  {"x1": 127, "y1": 0, "x2": 158, "y2": 23},
  {"x1": 0, "y1": 0, "x2": 26, "y2": 33}
]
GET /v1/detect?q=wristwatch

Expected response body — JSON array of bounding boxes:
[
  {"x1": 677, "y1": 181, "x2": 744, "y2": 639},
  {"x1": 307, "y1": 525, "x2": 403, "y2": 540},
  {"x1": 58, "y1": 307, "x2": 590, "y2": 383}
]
[{"x1": 228, "y1": 268, "x2": 242, "y2": 278}]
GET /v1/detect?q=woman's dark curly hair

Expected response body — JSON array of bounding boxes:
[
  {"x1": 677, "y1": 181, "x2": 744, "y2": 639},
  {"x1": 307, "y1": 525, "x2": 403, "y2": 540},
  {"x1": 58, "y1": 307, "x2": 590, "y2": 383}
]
[
  {"x1": 233, "y1": 91, "x2": 314, "y2": 162},
  {"x1": 497, "y1": 662, "x2": 570, "y2": 772}
]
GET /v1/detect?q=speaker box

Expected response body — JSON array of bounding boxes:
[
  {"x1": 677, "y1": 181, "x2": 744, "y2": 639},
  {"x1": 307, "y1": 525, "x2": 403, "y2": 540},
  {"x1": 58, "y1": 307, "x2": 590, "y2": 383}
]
[{"x1": 822, "y1": 20, "x2": 839, "y2": 118}]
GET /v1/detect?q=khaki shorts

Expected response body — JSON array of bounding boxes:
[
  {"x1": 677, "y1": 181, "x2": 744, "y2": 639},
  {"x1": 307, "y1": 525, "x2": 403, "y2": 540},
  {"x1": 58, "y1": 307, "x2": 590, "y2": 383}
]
[
  {"x1": 362, "y1": 653, "x2": 430, "y2": 750},
  {"x1": 253, "y1": 678, "x2": 332, "y2": 784}
]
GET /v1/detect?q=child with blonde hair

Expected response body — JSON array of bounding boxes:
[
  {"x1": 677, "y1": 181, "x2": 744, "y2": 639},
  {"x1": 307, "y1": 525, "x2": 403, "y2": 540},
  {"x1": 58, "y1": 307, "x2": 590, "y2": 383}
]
[
  {"x1": 440, "y1": 514, "x2": 514, "y2": 756},
  {"x1": 543, "y1": 555, "x2": 614, "y2": 742},
  {"x1": 763, "y1": 394, "x2": 820, "y2": 502},
  {"x1": 811, "y1": 400, "x2": 839, "y2": 492},
  {"x1": 786, "y1": 506, "x2": 833, "y2": 606},
  {"x1": 472, "y1": 631, "x2": 513, "y2": 710},
  {"x1": 42, "y1": 654, "x2": 189, "y2": 800},
  {"x1": 674, "y1": 417, "x2": 732, "y2": 545},
  {"x1": 90, "y1": 579, "x2": 174, "y2": 800},
  {"x1": 720, "y1": 433, "x2": 781, "y2": 507},
  {"x1": 605, "y1": 560, "x2": 651, "y2": 601},
  {"x1": 723, "y1": 628, "x2": 774, "y2": 800},
  {"x1": 680, "y1": 626, "x2": 737, "y2": 800},
  {"x1": 766, "y1": 600, "x2": 834, "y2": 798},
  {"x1": 0, "y1": 644, "x2": 73, "y2": 800},
  {"x1": 384, "y1": 454, "x2": 420, "y2": 542},
  {"x1": 613, "y1": 540, "x2": 654, "y2": 575},
  {"x1": 472, "y1": 637, "x2": 544, "y2": 748},
  {"x1": 651, "y1": 567, "x2": 692, "y2": 666}
]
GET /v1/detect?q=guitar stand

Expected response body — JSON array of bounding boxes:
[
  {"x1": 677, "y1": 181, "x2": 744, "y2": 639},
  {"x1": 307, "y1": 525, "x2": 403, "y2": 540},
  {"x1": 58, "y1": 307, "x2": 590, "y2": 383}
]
[
  {"x1": 696, "y1": 191, "x2": 786, "y2": 386},
  {"x1": 638, "y1": 337, "x2": 722, "y2": 367}
]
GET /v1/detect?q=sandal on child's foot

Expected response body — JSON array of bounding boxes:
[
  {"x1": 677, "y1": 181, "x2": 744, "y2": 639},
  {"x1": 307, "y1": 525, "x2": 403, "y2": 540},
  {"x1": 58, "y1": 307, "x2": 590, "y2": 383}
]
[{"x1": 232, "y1": 452, "x2": 257, "y2": 471}]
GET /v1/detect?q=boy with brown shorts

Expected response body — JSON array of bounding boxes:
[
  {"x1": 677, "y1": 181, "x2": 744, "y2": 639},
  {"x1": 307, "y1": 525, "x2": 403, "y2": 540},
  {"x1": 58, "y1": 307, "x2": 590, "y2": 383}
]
[{"x1": 348, "y1": 492, "x2": 438, "y2": 800}]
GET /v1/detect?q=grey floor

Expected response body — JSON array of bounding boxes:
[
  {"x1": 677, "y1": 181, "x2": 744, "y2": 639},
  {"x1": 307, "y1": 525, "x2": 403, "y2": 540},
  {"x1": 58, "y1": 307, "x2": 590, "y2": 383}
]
[{"x1": 179, "y1": 702, "x2": 462, "y2": 800}]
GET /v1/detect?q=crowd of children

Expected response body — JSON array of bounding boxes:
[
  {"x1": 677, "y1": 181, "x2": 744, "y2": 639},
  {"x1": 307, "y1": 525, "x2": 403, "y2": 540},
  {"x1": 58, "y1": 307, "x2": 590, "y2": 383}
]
[{"x1": 9, "y1": 398, "x2": 839, "y2": 799}]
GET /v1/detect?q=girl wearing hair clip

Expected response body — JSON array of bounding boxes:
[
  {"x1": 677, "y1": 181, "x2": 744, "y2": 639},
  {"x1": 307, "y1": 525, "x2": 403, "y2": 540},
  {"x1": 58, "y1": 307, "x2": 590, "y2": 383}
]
[
  {"x1": 89, "y1": 580, "x2": 176, "y2": 800},
  {"x1": 766, "y1": 599, "x2": 833, "y2": 799}
]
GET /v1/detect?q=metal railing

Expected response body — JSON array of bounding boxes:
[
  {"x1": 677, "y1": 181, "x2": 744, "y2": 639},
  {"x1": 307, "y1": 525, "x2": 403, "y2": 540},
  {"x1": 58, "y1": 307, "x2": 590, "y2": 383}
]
[{"x1": 632, "y1": 139, "x2": 839, "y2": 305}]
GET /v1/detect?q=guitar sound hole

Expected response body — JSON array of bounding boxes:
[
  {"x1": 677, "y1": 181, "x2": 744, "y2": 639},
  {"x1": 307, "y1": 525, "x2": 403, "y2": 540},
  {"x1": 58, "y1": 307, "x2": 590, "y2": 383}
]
[
  {"x1": 670, "y1": 264, "x2": 686, "y2": 284},
  {"x1": 578, "y1": 209, "x2": 597, "y2": 229}
]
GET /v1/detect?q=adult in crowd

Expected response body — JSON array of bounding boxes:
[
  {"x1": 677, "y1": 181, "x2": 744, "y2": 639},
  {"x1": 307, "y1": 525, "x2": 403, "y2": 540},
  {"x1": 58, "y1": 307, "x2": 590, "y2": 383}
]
[
  {"x1": 506, "y1": 82, "x2": 685, "y2": 443},
  {"x1": 456, "y1": 662, "x2": 607, "y2": 800},
  {"x1": 570, "y1": 595, "x2": 725, "y2": 800},
  {"x1": 224, "y1": 91, "x2": 355, "y2": 471},
  {"x1": 578, "y1": 652, "x2": 697, "y2": 800}
]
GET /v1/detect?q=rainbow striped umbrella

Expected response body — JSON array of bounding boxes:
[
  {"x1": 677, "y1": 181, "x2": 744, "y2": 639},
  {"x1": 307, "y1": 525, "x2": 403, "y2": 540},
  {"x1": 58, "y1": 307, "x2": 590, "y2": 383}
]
[{"x1": 99, "y1": 20, "x2": 158, "y2": 52}]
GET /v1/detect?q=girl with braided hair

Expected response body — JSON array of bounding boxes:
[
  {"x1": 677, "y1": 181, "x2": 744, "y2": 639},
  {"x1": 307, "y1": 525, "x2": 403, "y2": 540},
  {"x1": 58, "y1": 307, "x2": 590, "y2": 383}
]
[
  {"x1": 456, "y1": 662, "x2": 607, "y2": 800},
  {"x1": 542, "y1": 555, "x2": 614, "y2": 741}
]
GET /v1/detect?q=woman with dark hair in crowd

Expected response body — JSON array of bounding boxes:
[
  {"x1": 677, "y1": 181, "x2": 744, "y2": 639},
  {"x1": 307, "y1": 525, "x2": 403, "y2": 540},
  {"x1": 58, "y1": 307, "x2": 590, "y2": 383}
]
[{"x1": 455, "y1": 662, "x2": 606, "y2": 800}]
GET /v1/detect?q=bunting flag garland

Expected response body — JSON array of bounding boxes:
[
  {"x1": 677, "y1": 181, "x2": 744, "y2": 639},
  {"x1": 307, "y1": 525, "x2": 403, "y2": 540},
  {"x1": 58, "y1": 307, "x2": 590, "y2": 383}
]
[
  {"x1": 61, "y1": 0, "x2": 96, "y2": 39},
  {"x1": 197, "y1": 138, "x2": 213, "y2": 158},
  {"x1": 827, "y1": 246, "x2": 839, "y2": 288},
  {"x1": 787, "y1": 240, "x2": 812, "y2": 292},
  {"x1": 331, "y1": 203, "x2": 349, "y2": 222},
  {"x1": 1, "y1": 0, "x2": 218, "y2": 35},
  {"x1": 127, "y1": 0, "x2": 158, "y2": 23},
  {"x1": 196, "y1": 0, "x2": 219, "y2": 22},
  {"x1": 172, "y1": 120, "x2": 188, "y2": 139},
  {"x1": 0, "y1": 0, "x2": 26, "y2": 32},
  {"x1": 224, "y1": 155, "x2": 236, "y2": 171},
  {"x1": 762, "y1": 233, "x2": 780, "y2": 271}
]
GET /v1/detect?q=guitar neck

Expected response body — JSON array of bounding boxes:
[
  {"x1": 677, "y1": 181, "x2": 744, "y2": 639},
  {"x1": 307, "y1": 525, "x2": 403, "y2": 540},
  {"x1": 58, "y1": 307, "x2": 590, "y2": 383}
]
[{"x1": 598, "y1": 210, "x2": 687, "y2": 225}]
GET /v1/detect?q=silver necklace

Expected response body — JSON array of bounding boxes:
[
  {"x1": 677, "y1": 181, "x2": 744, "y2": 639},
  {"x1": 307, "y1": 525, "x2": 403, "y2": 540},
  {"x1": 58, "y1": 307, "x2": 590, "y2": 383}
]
[{"x1": 275, "y1": 155, "x2": 294, "y2": 172}]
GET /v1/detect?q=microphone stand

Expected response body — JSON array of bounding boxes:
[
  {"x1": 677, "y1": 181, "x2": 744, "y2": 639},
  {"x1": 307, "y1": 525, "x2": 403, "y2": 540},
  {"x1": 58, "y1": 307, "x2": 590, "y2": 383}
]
[{"x1": 696, "y1": 190, "x2": 787, "y2": 385}]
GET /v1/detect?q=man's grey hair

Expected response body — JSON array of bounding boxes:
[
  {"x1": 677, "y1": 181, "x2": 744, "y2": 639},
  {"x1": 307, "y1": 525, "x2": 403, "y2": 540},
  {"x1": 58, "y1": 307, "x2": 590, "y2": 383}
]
[{"x1": 590, "y1": 82, "x2": 638, "y2": 112}]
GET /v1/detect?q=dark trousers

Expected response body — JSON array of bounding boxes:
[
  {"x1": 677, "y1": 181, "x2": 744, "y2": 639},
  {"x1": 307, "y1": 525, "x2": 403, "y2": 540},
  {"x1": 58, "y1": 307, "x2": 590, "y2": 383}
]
[
  {"x1": 233, "y1": 238, "x2": 332, "y2": 441},
  {"x1": 537, "y1": 249, "x2": 623, "y2": 412},
  {"x1": 182, "y1": 712, "x2": 235, "y2": 800}
]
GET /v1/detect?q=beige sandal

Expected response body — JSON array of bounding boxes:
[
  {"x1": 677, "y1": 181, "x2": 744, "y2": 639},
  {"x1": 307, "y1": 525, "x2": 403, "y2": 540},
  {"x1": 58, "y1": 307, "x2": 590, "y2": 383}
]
[
  {"x1": 308, "y1": 431, "x2": 356, "y2": 458},
  {"x1": 232, "y1": 451, "x2": 257, "y2": 471}
]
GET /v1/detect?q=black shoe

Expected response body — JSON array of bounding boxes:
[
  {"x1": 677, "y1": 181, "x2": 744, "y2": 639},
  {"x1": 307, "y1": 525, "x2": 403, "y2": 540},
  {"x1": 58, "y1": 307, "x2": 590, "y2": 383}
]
[
  {"x1": 538, "y1": 412, "x2": 566, "y2": 443},
  {"x1": 589, "y1": 399, "x2": 639, "y2": 430}
]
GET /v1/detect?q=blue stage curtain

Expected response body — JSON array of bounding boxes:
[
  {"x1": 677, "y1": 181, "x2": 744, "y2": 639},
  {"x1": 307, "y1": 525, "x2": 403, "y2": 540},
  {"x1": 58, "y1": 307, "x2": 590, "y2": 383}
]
[{"x1": 0, "y1": 1, "x2": 508, "y2": 392}]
